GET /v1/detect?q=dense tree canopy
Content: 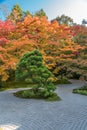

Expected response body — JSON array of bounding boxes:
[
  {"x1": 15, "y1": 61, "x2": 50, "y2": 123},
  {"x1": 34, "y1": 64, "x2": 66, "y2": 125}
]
[
  {"x1": 71, "y1": 25, "x2": 87, "y2": 45},
  {"x1": 52, "y1": 14, "x2": 74, "y2": 26},
  {"x1": 0, "y1": 4, "x2": 87, "y2": 83}
]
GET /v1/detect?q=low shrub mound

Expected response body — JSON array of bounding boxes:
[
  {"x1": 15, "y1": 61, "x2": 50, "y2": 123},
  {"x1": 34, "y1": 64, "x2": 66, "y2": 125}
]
[
  {"x1": 73, "y1": 85, "x2": 87, "y2": 95},
  {"x1": 13, "y1": 88, "x2": 61, "y2": 101}
]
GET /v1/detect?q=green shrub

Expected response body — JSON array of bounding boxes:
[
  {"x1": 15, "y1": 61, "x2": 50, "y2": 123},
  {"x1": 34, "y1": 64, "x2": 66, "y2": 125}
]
[
  {"x1": 15, "y1": 50, "x2": 58, "y2": 99},
  {"x1": 14, "y1": 88, "x2": 61, "y2": 101},
  {"x1": 73, "y1": 85, "x2": 87, "y2": 95}
]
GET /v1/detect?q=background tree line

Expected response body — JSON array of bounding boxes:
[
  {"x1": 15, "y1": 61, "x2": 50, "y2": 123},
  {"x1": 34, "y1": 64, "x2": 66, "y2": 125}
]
[{"x1": 0, "y1": 4, "x2": 87, "y2": 85}]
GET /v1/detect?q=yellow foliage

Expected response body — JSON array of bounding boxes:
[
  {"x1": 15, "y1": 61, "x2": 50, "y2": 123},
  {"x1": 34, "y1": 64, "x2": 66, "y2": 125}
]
[{"x1": 53, "y1": 68, "x2": 59, "y2": 74}]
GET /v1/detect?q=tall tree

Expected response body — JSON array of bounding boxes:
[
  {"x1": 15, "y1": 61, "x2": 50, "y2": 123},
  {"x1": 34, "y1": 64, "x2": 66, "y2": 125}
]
[
  {"x1": 52, "y1": 14, "x2": 74, "y2": 26},
  {"x1": 34, "y1": 9, "x2": 47, "y2": 18},
  {"x1": 82, "y1": 19, "x2": 87, "y2": 26},
  {"x1": 7, "y1": 4, "x2": 23, "y2": 23},
  {"x1": 23, "y1": 10, "x2": 32, "y2": 18}
]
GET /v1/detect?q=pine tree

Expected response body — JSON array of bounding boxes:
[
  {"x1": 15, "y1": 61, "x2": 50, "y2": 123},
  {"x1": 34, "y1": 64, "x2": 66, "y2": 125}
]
[{"x1": 15, "y1": 50, "x2": 56, "y2": 96}]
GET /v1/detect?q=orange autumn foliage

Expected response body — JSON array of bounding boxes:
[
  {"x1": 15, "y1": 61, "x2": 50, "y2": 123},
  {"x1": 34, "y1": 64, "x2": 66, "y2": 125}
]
[{"x1": 0, "y1": 15, "x2": 84, "y2": 81}]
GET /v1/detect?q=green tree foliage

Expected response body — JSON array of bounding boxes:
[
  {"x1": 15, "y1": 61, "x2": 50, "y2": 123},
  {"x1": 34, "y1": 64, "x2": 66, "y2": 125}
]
[
  {"x1": 52, "y1": 14, "x2": 74, "y2": 26},
  {"x1": 7, "y1": 4, "x2": 23, "y2": 23},
  {"x1": 34, "y1": 9, "x2": 47, "y2": 18},
  {"x1": 15, "y1": 50, "x2": 56, "y2": 95},
  {"x1": 23, "y1": 10, "x2": 32, "y2": 18}
]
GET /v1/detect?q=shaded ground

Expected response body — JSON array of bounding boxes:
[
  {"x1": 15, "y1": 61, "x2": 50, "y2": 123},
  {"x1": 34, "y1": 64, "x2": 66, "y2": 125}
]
[{"x1": 0, "y1": 80, "x2": 87, "y2": 130}]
